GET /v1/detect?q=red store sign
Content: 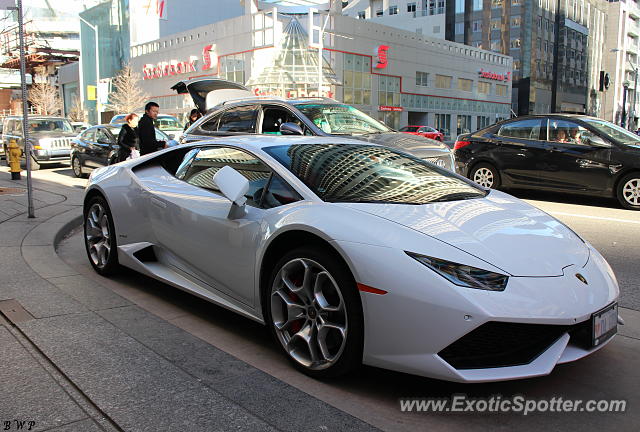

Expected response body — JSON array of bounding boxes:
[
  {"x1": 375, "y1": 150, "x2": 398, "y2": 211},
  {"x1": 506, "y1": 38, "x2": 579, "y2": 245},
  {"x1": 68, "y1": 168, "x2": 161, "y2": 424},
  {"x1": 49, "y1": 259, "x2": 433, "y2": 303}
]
[
  {"x1": 379, "y1": 106, "x2": 403, "y2": 112},
  {"x1": 143, "y1": 57, "x2": 198, "y2": 80},
  {"x1": 375, "y1": 45, "x2": 390, "y2": 69},
  {"x1": 478, "y1": 69, "x2": 511, "y2": 82}
]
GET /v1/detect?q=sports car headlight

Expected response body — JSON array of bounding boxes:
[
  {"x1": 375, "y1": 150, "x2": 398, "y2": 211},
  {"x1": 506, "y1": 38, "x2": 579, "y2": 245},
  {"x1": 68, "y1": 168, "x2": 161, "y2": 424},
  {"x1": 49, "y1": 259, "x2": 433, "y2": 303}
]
[{"x1": 406, "y1": 252, "x2": 509, "y2": 291}]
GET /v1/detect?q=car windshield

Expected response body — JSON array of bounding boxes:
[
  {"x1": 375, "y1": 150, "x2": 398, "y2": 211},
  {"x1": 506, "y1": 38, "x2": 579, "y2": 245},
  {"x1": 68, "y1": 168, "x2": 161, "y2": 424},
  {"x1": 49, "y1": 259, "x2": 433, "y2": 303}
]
[
  {"x1": 154, "y1": 117, "x2": 181, "y2": 130},
  {"x1": 400, "y1": 126, "x2": 420, "y2": 132},
  {"x1": 295, "y1": 104, "x2": 390, "y2": 135},
  {"x1": 28, "y1": 119, "x2": 73, "y2": 133},
  {"x1": 264, "y1": 144, "x2": 485, "y2": 204},
  {"x1": 582, "y1": 118, "x2": 640, "y2": 144}
]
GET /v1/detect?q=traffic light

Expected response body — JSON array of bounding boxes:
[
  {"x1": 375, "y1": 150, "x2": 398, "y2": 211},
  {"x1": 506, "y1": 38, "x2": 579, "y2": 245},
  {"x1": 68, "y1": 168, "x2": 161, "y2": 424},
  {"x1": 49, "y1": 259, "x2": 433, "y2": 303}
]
[{"x1": 599, "y1": 71, "x2": 611, "y2": 92}]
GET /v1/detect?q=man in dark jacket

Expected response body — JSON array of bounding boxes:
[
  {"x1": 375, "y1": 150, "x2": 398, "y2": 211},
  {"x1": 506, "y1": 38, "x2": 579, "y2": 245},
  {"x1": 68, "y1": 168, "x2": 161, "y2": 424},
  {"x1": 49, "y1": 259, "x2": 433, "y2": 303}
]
[{"x1": 138, "y1": 101, "x2": 166, "y2": 156}]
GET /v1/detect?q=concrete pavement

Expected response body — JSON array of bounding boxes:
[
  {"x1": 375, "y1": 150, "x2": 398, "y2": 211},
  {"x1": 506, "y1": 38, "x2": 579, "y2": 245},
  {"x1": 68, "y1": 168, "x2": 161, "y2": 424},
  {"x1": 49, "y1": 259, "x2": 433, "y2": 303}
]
[{"x1": 0, "y1": 169, "x2": 377, "y2": 432}]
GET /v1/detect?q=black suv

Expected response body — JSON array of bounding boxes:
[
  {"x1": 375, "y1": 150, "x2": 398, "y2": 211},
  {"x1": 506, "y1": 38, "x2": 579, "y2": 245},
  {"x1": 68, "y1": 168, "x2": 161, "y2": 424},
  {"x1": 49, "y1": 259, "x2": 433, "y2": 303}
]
[
  {"x1": 454, "y1": 114, "x2": 640, "y2": 210},
  {"x1": 1, "y1": 116, "x2": 75, "y2": 170},
  {"x1": 173, "y1": 78, "x2": 454, "y2": 170}
]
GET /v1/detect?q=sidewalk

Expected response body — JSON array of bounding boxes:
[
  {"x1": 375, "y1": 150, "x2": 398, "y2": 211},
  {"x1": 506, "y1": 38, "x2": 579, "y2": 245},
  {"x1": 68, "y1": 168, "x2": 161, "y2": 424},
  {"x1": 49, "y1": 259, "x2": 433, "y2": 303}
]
[{"x1": 0, "y1": 171, "x2": 377, "y2": 432}]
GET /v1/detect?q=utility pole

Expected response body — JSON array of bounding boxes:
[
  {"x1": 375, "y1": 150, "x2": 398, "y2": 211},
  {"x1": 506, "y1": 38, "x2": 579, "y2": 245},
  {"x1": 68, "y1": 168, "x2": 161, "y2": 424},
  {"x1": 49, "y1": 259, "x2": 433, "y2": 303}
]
[{"x1": 14, "y1": 0, "x2": 35, "y2": 217}]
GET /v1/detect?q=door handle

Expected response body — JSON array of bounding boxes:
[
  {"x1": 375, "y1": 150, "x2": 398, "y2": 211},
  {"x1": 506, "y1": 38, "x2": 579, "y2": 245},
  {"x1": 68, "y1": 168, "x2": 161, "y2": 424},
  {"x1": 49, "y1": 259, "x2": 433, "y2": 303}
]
[{"x1": 150, "y1": 197, "x2": 166, "y2": 209}]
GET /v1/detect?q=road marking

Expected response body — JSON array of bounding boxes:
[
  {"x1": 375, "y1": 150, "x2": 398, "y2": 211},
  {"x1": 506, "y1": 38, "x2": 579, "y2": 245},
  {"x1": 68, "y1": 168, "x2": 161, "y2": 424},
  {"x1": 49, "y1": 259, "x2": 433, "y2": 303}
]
[{"x1": 549, "y1": 211, "x2": 640, "y2": 225}]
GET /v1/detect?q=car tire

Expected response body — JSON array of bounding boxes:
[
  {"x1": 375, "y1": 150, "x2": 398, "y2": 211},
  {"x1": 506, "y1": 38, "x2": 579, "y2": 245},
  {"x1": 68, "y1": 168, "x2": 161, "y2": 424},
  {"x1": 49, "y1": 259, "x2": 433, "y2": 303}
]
[
  {"x1": 83, "y1": 195, "x2": 120, "y2": 276},
  {"x1": 470, "y1": 162, "x2": 501, "y2": 189},
  {"x1": 616, "y1": 172, "x2": 640, "y2": 210},
  {"x1": 72, "y1": 156, "x2": 87, "y2": 178},
  {"x1": 265, "y1": 246, "x2": 364, "y2": 379}
]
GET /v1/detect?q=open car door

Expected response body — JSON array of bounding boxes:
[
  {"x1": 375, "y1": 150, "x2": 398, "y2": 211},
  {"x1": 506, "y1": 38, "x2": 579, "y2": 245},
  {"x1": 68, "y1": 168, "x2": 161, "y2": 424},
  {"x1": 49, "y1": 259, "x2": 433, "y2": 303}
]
[{"x1": 171, "y1": 78, "x2": 253, "y2": 115}]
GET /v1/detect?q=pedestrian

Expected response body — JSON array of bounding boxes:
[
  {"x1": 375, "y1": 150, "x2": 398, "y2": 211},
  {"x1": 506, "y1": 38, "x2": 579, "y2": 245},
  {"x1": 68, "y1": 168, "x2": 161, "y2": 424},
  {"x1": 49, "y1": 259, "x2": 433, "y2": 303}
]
[
  {"x1": 116, "y1": 113, "x2": 140, "y2": 162},
  {"x1": 138, "y1": 101, "x2": 166, "y2": 156},
  {"x1": 183, "y1": 108, "x2": 201, "y2": 131}
]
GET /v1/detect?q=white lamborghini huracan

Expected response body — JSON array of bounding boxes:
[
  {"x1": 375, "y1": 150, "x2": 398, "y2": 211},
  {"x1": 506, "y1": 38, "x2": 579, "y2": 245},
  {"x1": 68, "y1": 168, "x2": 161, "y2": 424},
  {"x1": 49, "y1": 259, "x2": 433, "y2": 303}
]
[{"x1": 83, "y1": 135, "x2": 620, "y2": 382}]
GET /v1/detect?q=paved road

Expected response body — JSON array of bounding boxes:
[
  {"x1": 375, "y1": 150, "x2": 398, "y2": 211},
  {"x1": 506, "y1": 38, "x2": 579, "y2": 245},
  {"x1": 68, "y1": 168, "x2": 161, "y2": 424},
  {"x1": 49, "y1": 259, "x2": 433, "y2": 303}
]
[{"x1": 41, "y1": 164, "x2": 639, "y2": 432}]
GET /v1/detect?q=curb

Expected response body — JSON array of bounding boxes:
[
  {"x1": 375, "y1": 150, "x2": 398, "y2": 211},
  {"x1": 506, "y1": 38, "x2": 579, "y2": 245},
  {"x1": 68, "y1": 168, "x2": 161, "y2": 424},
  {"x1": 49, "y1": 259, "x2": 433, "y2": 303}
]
[{"x1": 53, "y1": 213, "x2": 83, "y2": 250}]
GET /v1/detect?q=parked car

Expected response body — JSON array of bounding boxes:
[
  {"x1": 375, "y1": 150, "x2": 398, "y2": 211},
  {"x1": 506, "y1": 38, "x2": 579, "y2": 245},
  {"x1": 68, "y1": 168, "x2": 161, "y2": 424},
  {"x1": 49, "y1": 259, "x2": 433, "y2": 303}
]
[
  {"x1": 454, "y1": 114, "x2": 640, "y2": 210},
  {"x1": 82, "y1": 135, "x2": 619, "y2": 381},
  {"x1": 399, "y1": 125, "x2": 444, "y2": 141},
  {"x1": 110, "y1": 113, "x2": 183, "y2": 141},
  {"x1": 1, "y1": 116, "x2": 75, "y2": 169},
  {"x1": 70, "y1": 124, "x2": 177, "y2": 178},
  {"x1": 172, "y1": 78, "x2": 454, "y2": 170}
]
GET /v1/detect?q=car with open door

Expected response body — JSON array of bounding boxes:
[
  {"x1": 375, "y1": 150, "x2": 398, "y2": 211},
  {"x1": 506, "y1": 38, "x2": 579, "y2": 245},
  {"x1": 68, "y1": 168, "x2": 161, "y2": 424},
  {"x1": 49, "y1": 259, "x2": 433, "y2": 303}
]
[
  {"x1": 70, "y1": 124, "x2": 176, "y2": 178},
  {"x1": 172, "y1": 78, "x2": 455, "y2": 170},
  {"x1": 454, "y1": 114, "x2": 640, "y2": 210}
]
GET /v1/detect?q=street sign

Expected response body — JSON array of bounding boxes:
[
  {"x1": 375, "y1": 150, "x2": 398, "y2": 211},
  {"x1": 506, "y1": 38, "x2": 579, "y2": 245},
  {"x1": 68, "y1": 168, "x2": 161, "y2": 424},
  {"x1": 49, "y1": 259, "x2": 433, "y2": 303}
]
[{"x1": 87, "y1": 85, "x2": 97, "y2": 101}]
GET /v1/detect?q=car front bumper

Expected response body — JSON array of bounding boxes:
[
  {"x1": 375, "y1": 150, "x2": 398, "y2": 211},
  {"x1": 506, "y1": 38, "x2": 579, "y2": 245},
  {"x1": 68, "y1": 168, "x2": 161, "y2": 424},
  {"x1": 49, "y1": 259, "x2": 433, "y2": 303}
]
[{"x1": 334, "y1": 240, "x2": 619, "y2": 382}]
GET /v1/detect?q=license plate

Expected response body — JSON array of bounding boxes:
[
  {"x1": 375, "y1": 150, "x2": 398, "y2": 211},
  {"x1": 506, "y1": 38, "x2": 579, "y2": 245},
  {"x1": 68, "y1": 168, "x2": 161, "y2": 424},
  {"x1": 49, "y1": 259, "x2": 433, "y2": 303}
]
[{"x1": 592, "y1": 302, "x2": 618, "y2": 347}]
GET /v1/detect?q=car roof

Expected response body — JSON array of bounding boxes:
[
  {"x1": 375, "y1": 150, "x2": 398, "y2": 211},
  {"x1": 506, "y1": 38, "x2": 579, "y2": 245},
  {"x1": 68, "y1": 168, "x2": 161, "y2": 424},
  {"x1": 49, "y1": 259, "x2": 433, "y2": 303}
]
[
  {"x1": 215, "y1": 97, "x2": 339, "y2": 110},
  {"x1": 4, "y1": 116, "x2": 67, "y2": 120},
  {"x1": 185, "y1": 135, "x2": 380, "y2": 152}
]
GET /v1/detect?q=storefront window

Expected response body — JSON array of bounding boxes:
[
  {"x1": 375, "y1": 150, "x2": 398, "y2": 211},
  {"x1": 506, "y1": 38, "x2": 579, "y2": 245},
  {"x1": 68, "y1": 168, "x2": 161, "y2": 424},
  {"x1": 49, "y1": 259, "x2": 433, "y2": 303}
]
[
  {"x1": 477, "y1": 81, "x2": 491, "y2": 94},
  {"x1": 221, "y1": 54, "x2": 245, "y2": 84},
  {"x1": 458, "y1": 78, "x2": 472, "y2": 92},
  {"x1": 378, "y1": 75, "x2": 400, "y2": 107},
  {"x1": 435, "y1": 75, "x2": 452, "y2": 89},
  {"x1": 477, "y1": 116, "x2": 492, "y2": 130},
  {"x1": 457, "y1": 115, "x2": 472, "y2": 135},
  {"x1": 343, "y1": 53, "x2": 372, "y2": 105},
  {"x1": 435, "y1": 114, "x2": 451, "y2": 138}
]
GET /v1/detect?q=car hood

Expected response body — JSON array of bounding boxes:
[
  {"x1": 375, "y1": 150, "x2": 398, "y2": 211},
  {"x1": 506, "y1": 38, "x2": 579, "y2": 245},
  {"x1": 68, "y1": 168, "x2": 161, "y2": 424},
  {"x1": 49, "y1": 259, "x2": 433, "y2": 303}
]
[
  {"x1": 350, "y1": 132, "x2": 450, "y2": 156},
  {"x1": 336, "y1": 191, "x2": 589, "y2": 277}
]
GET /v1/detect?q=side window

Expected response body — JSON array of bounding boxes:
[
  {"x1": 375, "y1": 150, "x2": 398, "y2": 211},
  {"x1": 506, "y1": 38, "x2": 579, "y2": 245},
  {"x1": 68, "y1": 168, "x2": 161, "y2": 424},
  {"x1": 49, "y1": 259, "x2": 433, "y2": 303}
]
[
  {"x1": 497, "y1": 119, "x2": 546, "y2": 140},
  {"x1": 96, "y1": 129, "x2": 111, "y2": 144},
  {"x1": 548, "y1": 119, "x2": 592, "y2": 145},
  {"x1": 181, "y1": 146, "x2": 271, "y2": 208},
  {"x1": 83, "y1": 128, "x2": 96, "y2": 142},
  {"x1": 261, "y1": 175, "x2": 302, "y2": 209},
  {"x1": 218, "y1": 106, "x2": 258, "y2": 133},
  {"x1": 261, "y1": 107, "x2": 300, "y2": 134},
  {"x1": 200, "y1": 113, "x2": 222, "y2": 132}
]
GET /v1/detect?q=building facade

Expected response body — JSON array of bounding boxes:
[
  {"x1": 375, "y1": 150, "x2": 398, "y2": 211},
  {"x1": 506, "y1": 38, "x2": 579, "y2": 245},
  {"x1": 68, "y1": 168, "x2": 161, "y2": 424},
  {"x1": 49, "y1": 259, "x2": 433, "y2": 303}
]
[
  {"x1": 129, "y1": 6, "x2": 512, "y2": 138},
  {"x1": 343, "y1": 0, "x2": 446, "y2": 38},
  {"x1": 602, "y1": 0, "x2": 640, "y2": 128},
  {"x1": 447, "y1": 0, "x2": 608, "y2": 116}
]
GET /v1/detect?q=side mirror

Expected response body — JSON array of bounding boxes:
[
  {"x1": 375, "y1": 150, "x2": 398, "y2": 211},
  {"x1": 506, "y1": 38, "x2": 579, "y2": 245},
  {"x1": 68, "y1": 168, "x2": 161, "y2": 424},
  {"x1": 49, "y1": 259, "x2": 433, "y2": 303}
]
[
  {"x1": 280, "y1": 122, "x2": 303, "y2": 135},
  {"x1": 213, "y1": 165, "x2": 249, "y2": 219},
  {"x1": 587, "y1": 135, "x2": 611, "y2": 148}
]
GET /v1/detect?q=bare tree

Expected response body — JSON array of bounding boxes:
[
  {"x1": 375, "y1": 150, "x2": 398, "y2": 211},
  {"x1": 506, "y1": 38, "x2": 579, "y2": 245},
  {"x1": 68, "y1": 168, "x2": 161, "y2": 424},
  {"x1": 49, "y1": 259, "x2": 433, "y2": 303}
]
[
  {"x1": 28, "y1": 74, "x2": 63, "y2": 115},
  {"x1": 107, "y1": 63, "x2": 149, "y2": 114},
  {"x1": 68, "y1": 96, "x2": 87, "y2": 122}
]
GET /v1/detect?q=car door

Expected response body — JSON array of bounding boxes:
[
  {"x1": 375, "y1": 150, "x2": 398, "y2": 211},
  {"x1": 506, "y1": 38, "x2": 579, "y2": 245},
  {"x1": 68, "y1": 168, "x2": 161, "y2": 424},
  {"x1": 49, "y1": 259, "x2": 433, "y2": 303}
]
[
  {"x1": 74, "y1": 128, "x2": 94, "y2": 167},
  {"x1": 89, "y1": 127, "x2": 114, "y2": 167},
  {"x1": 538, "y1": 118, "x2": 613, "y2": 192},
  {"x1": 144, "y1": 146, "x2": 274, "y2": 306},
  {"x1": 491, "y1": 118, "x2": 549, "y2": 187}
]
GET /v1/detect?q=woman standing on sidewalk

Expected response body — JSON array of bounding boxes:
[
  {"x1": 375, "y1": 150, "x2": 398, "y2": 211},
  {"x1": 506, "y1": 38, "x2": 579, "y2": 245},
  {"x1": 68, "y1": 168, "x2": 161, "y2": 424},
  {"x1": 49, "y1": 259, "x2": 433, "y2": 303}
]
[{"x1": 116, "y1": 113, "x2": 140, "y2": 162}]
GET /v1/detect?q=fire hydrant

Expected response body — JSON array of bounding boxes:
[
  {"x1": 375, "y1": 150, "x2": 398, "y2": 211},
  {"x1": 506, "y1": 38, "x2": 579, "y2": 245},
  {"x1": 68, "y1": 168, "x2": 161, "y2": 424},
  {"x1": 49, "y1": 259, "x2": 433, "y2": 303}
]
[{"x1": 8, "y1": 139, "x2": 22, "y2": 180}]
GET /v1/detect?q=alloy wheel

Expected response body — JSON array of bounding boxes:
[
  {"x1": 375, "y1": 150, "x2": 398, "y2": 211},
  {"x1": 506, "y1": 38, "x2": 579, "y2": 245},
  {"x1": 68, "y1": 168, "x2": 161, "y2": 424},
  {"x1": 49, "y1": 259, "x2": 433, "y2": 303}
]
[
  {"x1": 473, "y1": 167, "x2": 494, "y2": 188},
  {"x1": 270, "y1": 258, "x2": 348, "y2": 370},
  {"x1": 72, "y1": 157, "x2": 82, "y2": 177},
  {"x1": 622, "y1": 178, "x2": 640, "y2": 207},
  {"x1": 85, "y1": 202, "x2": 111, "y2": 269}
]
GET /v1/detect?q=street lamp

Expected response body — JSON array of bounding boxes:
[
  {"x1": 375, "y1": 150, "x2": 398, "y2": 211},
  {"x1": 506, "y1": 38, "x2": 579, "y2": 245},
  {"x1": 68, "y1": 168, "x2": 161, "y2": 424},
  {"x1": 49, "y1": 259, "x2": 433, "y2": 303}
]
[
  {"x1": 623, "y1": 81, "x2": 630, "y2": 129},
  {"x1": 611, "y1": 48, "x2": 638, "y2": 129},
  {"x1": 79, "y1": 16, "x2": 100, "y2": 123}
]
